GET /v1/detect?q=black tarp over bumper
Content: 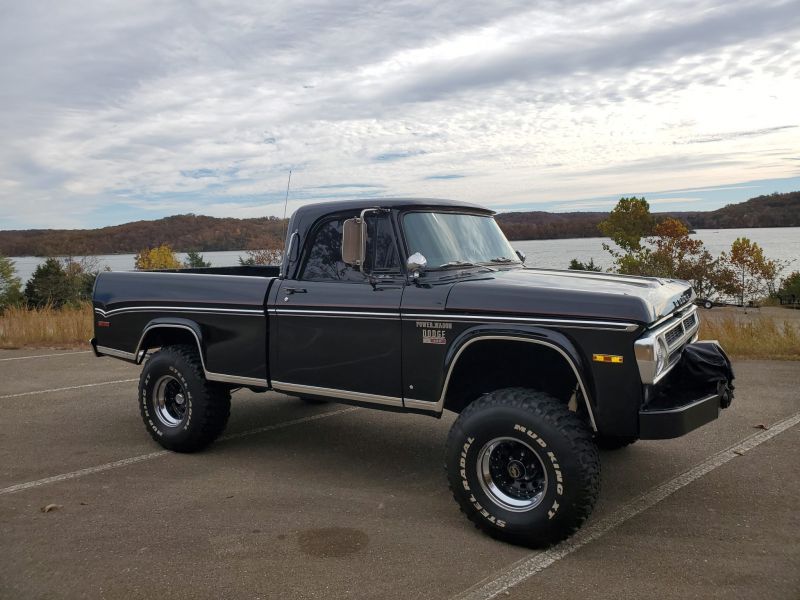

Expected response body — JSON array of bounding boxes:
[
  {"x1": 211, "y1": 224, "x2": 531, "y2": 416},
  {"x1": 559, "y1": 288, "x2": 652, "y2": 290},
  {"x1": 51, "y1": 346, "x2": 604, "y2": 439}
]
[{"x1": 639, "y1": 342, "x2": 735, "y2": 439}]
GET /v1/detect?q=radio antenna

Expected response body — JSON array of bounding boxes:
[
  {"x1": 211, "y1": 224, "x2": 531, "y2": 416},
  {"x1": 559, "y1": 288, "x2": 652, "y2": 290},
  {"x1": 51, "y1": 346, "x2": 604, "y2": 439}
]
[{"x1": 282, "y1": 169, "x2": 292, "y2": 221}]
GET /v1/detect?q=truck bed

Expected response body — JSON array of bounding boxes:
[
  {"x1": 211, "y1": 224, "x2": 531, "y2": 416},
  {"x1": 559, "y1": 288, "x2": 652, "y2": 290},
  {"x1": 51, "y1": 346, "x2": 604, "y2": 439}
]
[{"x1": 92, "y1": 269, "x2": 276, "y2": 386}]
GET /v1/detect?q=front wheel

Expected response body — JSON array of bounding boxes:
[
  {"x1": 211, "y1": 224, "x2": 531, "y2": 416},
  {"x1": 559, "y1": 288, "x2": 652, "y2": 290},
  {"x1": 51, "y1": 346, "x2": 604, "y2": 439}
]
[
  {"x1": 139, "y1": 345, "x2": 231, "y2": 452},
  {"x1": 445, "y1": 388, "x2": 600, "y2": 547}
]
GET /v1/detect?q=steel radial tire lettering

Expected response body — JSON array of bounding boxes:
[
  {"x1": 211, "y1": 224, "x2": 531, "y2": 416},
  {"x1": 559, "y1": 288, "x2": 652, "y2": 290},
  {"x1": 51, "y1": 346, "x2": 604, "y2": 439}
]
[{"x1": 445, "y1": 388, "x2": 600, "y2": 547}]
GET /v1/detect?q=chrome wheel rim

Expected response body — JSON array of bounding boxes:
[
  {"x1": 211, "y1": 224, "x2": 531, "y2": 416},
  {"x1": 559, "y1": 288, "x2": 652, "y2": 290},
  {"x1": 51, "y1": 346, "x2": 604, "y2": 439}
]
[
  {"x1": 477, "y1": 437, "x2": 548, "y2": 512},
  {"x1": 153, "y1": 375, "x2": 187, "y2": 427}
]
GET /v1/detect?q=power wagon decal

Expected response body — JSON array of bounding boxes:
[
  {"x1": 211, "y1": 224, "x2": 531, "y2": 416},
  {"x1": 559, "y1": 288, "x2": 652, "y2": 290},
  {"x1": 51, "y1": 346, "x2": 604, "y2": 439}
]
[{"x1": 416, "y1": 321, "x2": 453, "y2": 345}]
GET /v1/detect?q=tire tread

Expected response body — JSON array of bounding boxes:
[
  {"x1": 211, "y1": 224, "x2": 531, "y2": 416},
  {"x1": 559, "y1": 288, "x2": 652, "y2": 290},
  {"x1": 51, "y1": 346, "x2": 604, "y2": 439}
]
[{"x1": 445, "y1": 388, "x2": 600, "y2": 546}]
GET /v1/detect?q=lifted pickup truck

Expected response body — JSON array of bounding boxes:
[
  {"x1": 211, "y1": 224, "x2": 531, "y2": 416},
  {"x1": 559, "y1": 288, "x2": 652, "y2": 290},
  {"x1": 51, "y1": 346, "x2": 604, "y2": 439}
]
[{"x1": 92, "y1": 198, "x2": 734, "y2": 547}]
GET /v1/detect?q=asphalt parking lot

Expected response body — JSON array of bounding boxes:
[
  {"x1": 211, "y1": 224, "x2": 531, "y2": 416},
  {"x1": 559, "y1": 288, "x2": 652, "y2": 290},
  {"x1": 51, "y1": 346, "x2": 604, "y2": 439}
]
[{"x1": 1, "y1": 350, "x2": 798, "y2": 599}]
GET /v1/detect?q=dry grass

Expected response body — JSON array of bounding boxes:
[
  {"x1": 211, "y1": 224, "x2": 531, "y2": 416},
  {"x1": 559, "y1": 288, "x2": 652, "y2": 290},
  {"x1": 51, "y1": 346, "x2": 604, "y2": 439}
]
[
  {"x1": 0, "y1": 303, "x2": 93, "y2": 349},
  {"x1": 699, "y1": 315, "x2": 800, "y2": 360}
]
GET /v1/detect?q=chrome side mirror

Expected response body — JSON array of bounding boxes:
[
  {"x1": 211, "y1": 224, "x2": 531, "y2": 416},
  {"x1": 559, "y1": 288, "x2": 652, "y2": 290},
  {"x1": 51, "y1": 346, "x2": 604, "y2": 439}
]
[
  {"x1": 515, "y1": 249, "x2": 526, "y2": 263},
  {"x1": 342, "y1": 217, "x2": 364, "y2": 267},
  {"x1": 406, "y1": 252, "x2": 427, "y2": 278}
]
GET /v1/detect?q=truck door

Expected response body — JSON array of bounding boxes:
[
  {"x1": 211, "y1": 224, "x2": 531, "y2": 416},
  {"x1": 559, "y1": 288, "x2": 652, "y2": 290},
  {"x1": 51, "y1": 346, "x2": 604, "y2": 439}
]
[{"x1": 271, "y1": 211, "x2": 405, "y2": 405}]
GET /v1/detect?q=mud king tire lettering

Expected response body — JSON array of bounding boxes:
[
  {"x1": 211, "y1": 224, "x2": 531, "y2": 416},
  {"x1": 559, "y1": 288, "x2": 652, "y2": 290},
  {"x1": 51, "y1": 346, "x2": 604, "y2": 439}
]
[
  {"x1": 445, "y1": 388, "x2": 600, "y2": 547},
  {"x1": 138, "y1": 345, "x2": 231, "y2": 453}
]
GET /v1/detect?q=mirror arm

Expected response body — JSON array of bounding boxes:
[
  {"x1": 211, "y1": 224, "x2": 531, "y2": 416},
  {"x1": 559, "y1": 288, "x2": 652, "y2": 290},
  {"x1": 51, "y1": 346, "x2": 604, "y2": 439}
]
[{"x1": 358, "y1": 207, "x2": 390, "y2": 274}]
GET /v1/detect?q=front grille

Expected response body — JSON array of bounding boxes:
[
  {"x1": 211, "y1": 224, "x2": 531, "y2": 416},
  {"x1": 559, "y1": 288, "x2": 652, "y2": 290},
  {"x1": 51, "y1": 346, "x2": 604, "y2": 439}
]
[
  {"x1": 683, "y1": 313, "x2": 697, "y2": 330},
  {"x1": 664, "y1": 323, "x2": 684, "y2": 347}
]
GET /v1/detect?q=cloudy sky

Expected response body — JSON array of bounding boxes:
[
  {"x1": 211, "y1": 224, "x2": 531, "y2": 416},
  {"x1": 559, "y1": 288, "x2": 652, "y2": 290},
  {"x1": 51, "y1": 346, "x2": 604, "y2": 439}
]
[{"x1": 2, "y1": 0, "x2": 799, "y2": 230}]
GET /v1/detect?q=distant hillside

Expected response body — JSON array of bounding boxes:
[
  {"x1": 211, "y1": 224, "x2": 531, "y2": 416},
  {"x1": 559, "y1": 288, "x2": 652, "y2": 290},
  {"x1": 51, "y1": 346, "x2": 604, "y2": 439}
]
[
  {"x1": 498, "y1": 191, "x2": 800, "y2": 241},
  {"x1": 496, "y1": 211, "x2": 607, "y2": 240},
  {"x1": 0, "y1": 214, "x2": 287, "y2": 256},
  {"x1": 0, "y1": 191, "x2": 797, "y2": 256},
  {"x1": 672, "y1": 191, "x2": 800, "y2": 229}
]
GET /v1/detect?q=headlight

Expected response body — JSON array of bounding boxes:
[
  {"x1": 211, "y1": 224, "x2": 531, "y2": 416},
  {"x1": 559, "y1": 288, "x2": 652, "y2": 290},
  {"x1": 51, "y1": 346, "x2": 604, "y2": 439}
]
[
  {"x1": 655, "y1": 338, "x2": 668, "y2": 376},
  {"x1": 634, "y1": 336, "x2": 670, "y2": 384}
]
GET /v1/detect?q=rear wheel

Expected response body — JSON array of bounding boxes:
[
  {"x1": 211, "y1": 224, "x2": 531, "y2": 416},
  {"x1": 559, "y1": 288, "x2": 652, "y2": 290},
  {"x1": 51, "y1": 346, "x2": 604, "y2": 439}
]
[
  {"x1": 139, "y1": 345, "x2": 231, "y2": 452},
  {"x1": 445, "y1": 388, "x2": 600, "y2": 547}
]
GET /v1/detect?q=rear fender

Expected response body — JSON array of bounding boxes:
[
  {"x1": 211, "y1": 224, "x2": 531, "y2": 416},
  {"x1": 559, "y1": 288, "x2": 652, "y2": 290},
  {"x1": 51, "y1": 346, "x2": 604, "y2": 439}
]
[{"x1": 135, "y1": 318, "x2": 205, "y2": 365}]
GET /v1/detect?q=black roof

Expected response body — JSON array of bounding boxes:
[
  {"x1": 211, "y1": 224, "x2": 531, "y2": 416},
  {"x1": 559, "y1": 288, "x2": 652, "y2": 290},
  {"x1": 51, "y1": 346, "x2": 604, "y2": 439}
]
[{"x1": 290, "y1": 197, "x2": 493, "y2": 224}]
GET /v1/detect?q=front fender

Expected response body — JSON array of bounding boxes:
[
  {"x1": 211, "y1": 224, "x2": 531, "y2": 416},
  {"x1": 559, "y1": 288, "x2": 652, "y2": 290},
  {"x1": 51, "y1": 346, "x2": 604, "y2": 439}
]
[{"x1": 441, "y1": 324, "x2": 597, "y2": 430}]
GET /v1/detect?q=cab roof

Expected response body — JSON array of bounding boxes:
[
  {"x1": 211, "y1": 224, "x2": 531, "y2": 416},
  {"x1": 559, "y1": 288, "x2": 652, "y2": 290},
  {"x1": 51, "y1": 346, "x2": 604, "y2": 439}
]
[{"x1": 290, "y1": 197, "x2": 493, "y2": 226}]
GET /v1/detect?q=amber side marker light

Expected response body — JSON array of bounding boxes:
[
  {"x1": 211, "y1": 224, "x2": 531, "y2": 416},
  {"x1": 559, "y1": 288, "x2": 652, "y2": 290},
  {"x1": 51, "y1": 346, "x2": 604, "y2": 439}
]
[{"x1": 592, "y1": 353, "x2": 623, "y2": 364}]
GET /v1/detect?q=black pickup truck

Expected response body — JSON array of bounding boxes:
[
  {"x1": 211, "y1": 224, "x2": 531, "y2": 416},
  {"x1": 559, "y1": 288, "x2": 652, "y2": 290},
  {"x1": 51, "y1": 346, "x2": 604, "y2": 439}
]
[{"x1": 92, "y1": 198, "x2": 734, "y2": 547}]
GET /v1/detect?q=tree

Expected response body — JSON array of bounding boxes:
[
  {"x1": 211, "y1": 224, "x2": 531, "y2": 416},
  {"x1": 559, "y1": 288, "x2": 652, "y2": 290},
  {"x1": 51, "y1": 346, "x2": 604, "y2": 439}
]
[
  {"x1": 23, "y1": 257, "x2": 95, "y2": 308},
  {"x1": 598, "y1": 202, "x2": 739, "y2": 299},
  {"x1": 184, "y1": 250, "x2": 211, "y2": 268},
  {"x1": 778, "y1": 271, "x2": 800, "y2": 302},
  {"x1": 598, "y1": 197, "x2": 657, "y2": 275},
  {"x1": 0, "y1": 254, "x2": 23, "y2": 310},
  {"x1": 724, "y1": 237, "x2": 782, "y2": 305},
  {"x1": 135, "y1": 244, "x2": 182, "y2": 270},
  {"x1": 568, "y1": 258, "x2": 602, "y2": 272},
  {"x1": 644, "y1": 218, "x2": 736, "y2": 299},
  {"x1": 598, "y1": 197, "x2": 654, "y2": 253}
]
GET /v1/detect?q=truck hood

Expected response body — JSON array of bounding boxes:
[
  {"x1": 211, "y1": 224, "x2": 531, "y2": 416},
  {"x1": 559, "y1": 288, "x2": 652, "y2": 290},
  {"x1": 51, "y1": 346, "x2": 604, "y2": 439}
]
[{"x1": 445, "y1": 268, "x2": 694, "y2": 325}]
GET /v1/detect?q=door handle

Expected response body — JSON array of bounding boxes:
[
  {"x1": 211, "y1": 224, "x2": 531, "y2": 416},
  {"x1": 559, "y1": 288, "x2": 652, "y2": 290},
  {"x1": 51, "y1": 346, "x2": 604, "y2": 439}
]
[{"x1": 284, "y1": 287, "x2": 307, "y2": 294}]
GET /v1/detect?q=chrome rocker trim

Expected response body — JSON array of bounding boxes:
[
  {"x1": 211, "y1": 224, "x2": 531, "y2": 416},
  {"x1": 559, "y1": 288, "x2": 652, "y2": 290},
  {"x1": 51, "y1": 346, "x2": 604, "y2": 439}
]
[
  {"x1": 271, "y1": 381, "x2": 404, "y2": 407},
  {"x1": 95, "y1": 345, "x2": 139, "y2": 362}
]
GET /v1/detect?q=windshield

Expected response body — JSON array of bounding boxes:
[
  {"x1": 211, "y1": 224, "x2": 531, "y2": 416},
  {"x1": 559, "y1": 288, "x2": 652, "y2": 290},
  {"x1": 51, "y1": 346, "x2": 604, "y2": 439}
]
[{"x1": 403, "y1": 212, "x2": 520, "y2": 269}]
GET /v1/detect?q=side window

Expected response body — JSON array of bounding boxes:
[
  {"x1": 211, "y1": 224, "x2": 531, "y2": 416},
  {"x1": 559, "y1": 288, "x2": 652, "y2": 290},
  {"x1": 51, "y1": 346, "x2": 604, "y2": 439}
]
[
  {"x1": 300, "y1": 213, "x2": 401, "y2": 282},
  {"x1": 300, "y1": 218, "x2": 363, "y2": 282},
  {"x1": 364, "y1": 213, "x2": 401, "y2": 274}
]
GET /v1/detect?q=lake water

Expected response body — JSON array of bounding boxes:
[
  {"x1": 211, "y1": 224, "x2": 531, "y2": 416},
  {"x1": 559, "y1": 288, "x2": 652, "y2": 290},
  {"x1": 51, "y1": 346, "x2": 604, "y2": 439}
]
[{"x1": 8, "y1": 227, "x2": 799, "y2": 283}]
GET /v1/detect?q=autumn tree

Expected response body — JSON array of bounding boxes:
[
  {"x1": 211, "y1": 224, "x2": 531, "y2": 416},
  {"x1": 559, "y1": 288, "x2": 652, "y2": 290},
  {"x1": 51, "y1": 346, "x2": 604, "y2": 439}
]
[
  {"x1": 135, "y1": 244, "x2": 182, "y2": 270},
  {"x1": 724, "y1": 237, "x2": 782, "y2": 305},
  {"x1": 598, "y1": 199, "x2": 739, "y2": 299},
  {"x1": 644, "y1": 218, "x2": 736, "y2": 299},
  {"x1": 0, "y1": 254, "x2": 23, "y2": 310}
]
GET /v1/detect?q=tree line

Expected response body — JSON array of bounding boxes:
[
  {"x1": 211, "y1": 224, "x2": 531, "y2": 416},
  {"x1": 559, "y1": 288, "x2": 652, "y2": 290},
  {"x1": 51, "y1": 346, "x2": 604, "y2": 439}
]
[
  {"x1": 1, "y1": 191, "x2": 797, "y2": 257},
  {"x1": 0, "y1": 214, "x2": 287, "y2": 256},
  {"x1": 497, "y1": 191, "x2": 799, "y2": 241}
]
